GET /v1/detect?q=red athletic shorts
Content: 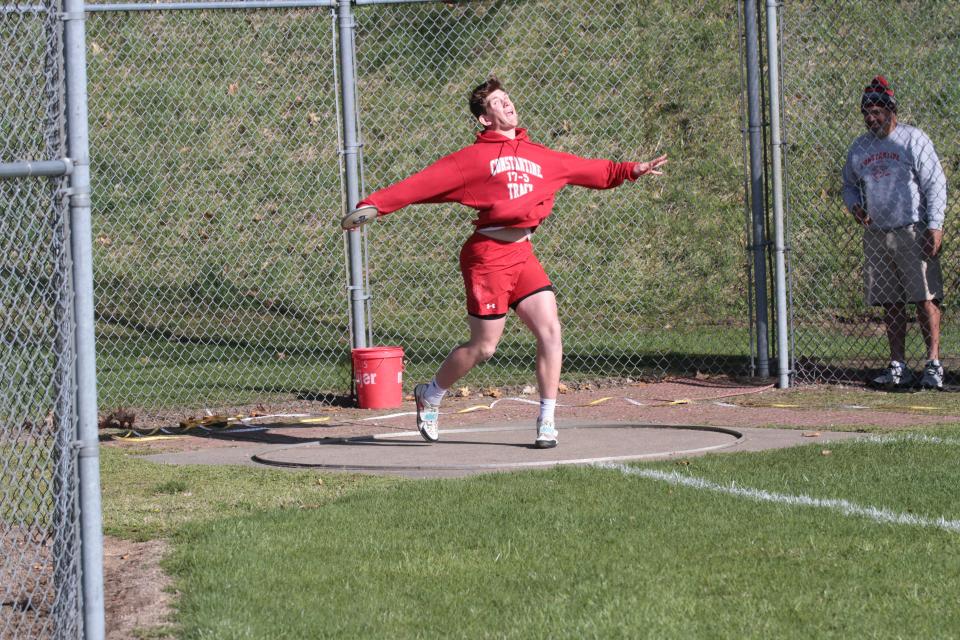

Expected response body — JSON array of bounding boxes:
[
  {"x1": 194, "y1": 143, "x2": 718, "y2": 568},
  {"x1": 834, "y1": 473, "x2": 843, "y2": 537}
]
[{"x1": 459, "y1": 233, "x2": 553, "y2": 319}]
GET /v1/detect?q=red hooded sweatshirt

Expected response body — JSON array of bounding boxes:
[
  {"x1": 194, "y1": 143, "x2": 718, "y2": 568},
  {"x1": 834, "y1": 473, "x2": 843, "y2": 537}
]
[{"x1": 357, "y1": 128, "x2": 638, "y2": 229}]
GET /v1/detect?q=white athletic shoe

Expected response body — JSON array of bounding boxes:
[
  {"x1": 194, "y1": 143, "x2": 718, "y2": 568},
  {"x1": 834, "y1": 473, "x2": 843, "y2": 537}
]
[
  {"x1": 414, "y1": 383, "x2": 440, "y2": 442},
  {"x1": 920, "y1": 360, "x2": 944, "y2": 390},
  {"x1": 534, "y1": 418, "x2": 558, "y2": 449},
  {"x1": 870, "y1": 360, "x2": 915, "y2": 389}
]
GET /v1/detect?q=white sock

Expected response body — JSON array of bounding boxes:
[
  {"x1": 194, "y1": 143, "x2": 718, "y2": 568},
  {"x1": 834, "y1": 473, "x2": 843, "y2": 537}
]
[
  {"x1": 539, "y1": 398, "x2": 556, "y2": 423},
  {"x1": 423, "y1": 378, "x2": 447, "y2": 406}
]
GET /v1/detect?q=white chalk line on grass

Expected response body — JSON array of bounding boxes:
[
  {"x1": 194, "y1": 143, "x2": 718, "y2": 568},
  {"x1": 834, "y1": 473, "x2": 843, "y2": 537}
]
[
  {"x1": 859, "y1": 433, "x2": 960, "y2": 447},
  {"x1": 597, "y1": 462, "x2": 960, "y2": 534}
]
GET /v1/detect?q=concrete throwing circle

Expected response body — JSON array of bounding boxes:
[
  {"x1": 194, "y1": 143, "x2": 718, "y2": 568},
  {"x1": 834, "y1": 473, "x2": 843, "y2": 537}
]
[{"x1": 252, "y1": 423, "x2": 743, "y2": 476}]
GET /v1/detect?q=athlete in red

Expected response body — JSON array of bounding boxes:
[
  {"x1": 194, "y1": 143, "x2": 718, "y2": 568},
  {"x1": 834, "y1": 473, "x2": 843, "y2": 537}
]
[{"x1": 343, "y1": 77, "x2": 667, "y2": 448}]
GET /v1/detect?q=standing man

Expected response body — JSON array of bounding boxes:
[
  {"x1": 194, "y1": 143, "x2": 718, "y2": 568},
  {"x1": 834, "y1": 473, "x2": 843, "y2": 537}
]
[
  {"x1": 842, "y1": 75, "x2": 947, "y2": 389},
  {"x1": 342, "y1": 76, "x2": 667, "y2": 447}
]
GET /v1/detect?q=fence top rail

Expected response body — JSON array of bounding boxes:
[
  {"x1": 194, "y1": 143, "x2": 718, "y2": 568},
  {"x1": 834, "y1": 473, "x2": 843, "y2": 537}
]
[
  {"x1": 0, "y1": 159, "x2": 72, "y2": 179},
  {"x1": 1, "y1": 3, "x2": 46, "y2": 12},
  {"x1": 83, "y1": 0, "x2": 334, "y2": 10},
  {"x1": 353, "y1": 0, "x2": 448, "y2": 4},
  {"x1": 2, "y1": 0, "x2": 446, "y2": 12}
]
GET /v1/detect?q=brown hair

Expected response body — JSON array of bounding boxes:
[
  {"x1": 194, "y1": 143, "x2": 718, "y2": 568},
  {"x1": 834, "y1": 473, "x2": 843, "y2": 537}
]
[{"x1": 469, "y1": 76, "x2": 503, "y2": 119}]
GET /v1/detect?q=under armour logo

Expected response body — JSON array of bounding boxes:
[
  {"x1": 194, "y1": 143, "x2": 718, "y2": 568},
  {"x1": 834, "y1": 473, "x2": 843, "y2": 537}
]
[{"x1": 485, "y1": 303, "x2": 496, "y2": 309}]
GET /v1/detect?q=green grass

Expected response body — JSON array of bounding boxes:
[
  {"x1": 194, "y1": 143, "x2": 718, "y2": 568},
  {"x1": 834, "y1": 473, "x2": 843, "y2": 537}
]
[
  {"x1": 139, "y1": 429, "x2": 960, "y2": 639},
  {"x1": 98, "y1": 447, "x2": 397, "y2": 541}
]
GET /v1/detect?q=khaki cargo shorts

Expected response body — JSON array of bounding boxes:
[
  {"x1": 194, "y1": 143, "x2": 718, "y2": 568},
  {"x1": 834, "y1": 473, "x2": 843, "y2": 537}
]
[{"x1": 863, "y1": 224, "x2": 943, "y2": 305}]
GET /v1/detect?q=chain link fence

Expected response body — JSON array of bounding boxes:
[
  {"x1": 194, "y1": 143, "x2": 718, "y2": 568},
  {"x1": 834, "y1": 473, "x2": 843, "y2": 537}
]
[
  {"x1": 779, "y1": 0, "x2": 959, "y2": 384},
  {"x1": 1, "y1": 0, "x2": 84, "y2": 637},
  {"x1": 86, "y1": 4, "x2": 350, "y2": 413},
  {"x1": 86, "y1": 0, "x2": 755, "y2": 417}
]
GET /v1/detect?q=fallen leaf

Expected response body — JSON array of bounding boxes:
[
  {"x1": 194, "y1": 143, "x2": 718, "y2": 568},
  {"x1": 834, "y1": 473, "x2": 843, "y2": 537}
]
[
  {"x1": 521, "y1": 385, "x2": 536, "y2": 395},
  {"x1": 802, "y1": 431, "x2": 821, "y2": 438},
  {"x1": 228, "y1": 83, "x2": 239, "y2": 95},
  {"x1": 820, "y1": 449, "x2": 832, "y2": 456},
  {"x1": 558, "y1": 383, "x2": 569, "y2": 394},
  {"x1": 455, "y1": 386, "x2": 470, "y2": 397},
  {"x1": 485, "y1": 387, "x2": 502, "y2": 398},
  {"x1": 307, "y1": 112, "x2": 321, "y2": 125},
  {"x1": 98, "y1": 408, "x2": 136, "y2": 430}
]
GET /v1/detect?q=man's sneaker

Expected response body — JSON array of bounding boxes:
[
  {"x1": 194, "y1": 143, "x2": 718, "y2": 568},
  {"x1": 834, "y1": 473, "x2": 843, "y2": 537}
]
[
  {"x1": 870, "y1": 360, "x2": 915, "y2": 389},
  {"x1": 534, "y1": 418, "x2": 558, "y2": 449},
  {"x1": 921, "y1": 360, "x2": 944, "y2": 390},
  {"x1": 413, "y1": 383, "x2": 440, "y2": 442}
]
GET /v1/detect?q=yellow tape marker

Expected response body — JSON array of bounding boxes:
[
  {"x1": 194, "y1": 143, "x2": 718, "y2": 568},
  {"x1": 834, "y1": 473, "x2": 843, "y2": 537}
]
[
  {"x1": 907, "y1": 406, "x2": 935, "y2": 411},
  {"x1": 770, "y1": 403, "x2": 800, "y2": 408},
  {"x1": 588, "y1": 397, "x2": 614, "y2": 406},
  {"x1": 112, "y1": 433, "x2": 178, "y2": 441},
  {"x1": 300, "y1": 417, "x2": 331, "y2": 424},
  {"x1": 457, "y1": 405, "x2": 493, "y2": 414},
  {"x1": 670, "y1": 399, "x2": 692, "y2": 405}
]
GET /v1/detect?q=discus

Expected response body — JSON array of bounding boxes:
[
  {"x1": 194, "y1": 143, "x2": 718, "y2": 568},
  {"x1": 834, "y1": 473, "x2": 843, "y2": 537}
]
[{"x1": 341, "y1": 205, "x2": 378, "y2": 230}]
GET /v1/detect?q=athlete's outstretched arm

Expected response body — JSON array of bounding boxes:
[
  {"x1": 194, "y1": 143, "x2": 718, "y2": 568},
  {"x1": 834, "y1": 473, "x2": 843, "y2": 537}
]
[
  {"x1": 341, "y1": 154, "x2": 466, "y2": 230},
  {"x1": 560, "y1": 151, "x2": 668, "y2": 191}
]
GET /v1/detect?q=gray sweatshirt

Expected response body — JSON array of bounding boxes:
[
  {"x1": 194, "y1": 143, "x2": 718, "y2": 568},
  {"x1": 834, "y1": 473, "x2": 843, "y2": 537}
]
[{"x1": 842, "y1": 123, "x2": 947, "y2": 230}]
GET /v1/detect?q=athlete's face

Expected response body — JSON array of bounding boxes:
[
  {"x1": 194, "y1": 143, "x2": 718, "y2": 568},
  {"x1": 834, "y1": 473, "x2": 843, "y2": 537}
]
[
  {"x1": 862, "y1": 105, "x2": 896, "y2": 137},
  {"x1": 479, "y1": 89, "x2": 518, "y2": 133}
]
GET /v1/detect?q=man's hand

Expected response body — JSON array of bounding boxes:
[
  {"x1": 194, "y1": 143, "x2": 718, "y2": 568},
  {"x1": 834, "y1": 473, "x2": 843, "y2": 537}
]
[
  {"x1": 632, "y1": 154, "x2": 668, "y2": 178},
  {"x1": 341, "y1": 205, "x2": 378, "y2": 230},
  {"x1": 924, "y1": 228, "x2": 943, "y2": 258},
  {"x1": 851, "y1": 204, "x2": 871, "y2": 226}
]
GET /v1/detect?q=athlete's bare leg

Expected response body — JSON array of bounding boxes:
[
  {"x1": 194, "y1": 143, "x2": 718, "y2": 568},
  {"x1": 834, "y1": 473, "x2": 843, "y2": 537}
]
[
  {"x1": 514, "y1": 290, "x2": 562, "y2": 400},
  {"x1": 434, "y1": 315, "x2": 507, "y2": 389}
]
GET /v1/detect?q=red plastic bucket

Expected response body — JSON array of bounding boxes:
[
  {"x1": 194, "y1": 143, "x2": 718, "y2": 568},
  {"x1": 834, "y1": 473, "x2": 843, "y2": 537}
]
[{"x1": 352, "y1": 346, "x2": 405, "y2": 409}]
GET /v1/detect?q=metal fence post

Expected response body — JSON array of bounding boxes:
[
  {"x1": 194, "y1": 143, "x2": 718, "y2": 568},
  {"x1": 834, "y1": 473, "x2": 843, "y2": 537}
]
[
  {"x1": 765, "y1": 0, "x2": 790, "y2": 388},
  {"x1": 743, "y1": 0, "x2": 770, "y2": 377},
  {"x1": 63, "y1": 0, "x2": 106, "y2": 635},
  {"x1": 338, "y1": 0, "x2": 368, "y2": 349}
]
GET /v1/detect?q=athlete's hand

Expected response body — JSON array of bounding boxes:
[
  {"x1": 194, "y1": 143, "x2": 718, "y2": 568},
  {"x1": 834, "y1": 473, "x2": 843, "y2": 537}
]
[
  {"x1": 341, "y1": 205, "x2": 378, "y2": 230},
  {"x1": 851, "y1": 204, "x2": 871, "y2": 227},
  {"x1": 924, "y1": 228, "x2": 943, "y2": 258},
  {"x1": 632, "y1": 154, "x2": 668, "y2": 178}
]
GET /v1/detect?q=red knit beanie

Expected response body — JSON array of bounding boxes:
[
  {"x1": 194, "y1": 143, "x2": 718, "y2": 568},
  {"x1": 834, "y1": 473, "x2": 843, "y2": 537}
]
[{"x1": 861, "y1": 75, "x2": 897, "y2": 112}]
